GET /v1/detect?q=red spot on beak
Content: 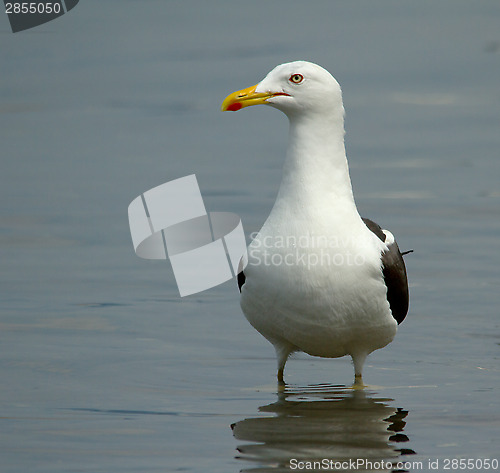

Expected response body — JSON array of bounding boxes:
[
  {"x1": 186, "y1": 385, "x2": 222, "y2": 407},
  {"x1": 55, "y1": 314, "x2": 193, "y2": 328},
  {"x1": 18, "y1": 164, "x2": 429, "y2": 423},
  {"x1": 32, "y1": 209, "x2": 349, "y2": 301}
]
[{"x1": 226, "y1": 102, "x2": 242, "y2": 112}]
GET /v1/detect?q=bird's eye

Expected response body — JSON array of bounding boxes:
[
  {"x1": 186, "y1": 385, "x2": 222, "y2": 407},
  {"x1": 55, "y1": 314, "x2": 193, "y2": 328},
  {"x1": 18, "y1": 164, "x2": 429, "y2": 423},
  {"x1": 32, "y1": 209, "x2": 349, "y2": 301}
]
[{"x1": 289, "y1": 74, "x2": 304, "y2": 84}]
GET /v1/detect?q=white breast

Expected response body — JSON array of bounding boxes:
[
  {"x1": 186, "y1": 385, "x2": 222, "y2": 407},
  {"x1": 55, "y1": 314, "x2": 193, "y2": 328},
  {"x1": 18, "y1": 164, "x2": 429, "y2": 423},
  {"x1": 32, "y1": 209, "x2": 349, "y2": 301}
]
[{"x1": 240, "y1": 216, "x2": 397, "y2": 360}]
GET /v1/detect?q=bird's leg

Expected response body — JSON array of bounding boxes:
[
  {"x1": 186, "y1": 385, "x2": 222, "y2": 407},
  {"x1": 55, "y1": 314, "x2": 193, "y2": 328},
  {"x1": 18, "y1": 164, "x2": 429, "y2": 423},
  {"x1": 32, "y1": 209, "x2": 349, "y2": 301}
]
[
  {"x1": 275, "y1": 344, "x2": 291, "y2": 386},
  {"x1": 353, "y1": 373, "x2": 365, "y2": 389},
  {"x1": 352, "y1": 352, "x2": 368, "y2": 386},
  {"x1": 277, "y1": 367, "x2": 285, "y2": 385}
]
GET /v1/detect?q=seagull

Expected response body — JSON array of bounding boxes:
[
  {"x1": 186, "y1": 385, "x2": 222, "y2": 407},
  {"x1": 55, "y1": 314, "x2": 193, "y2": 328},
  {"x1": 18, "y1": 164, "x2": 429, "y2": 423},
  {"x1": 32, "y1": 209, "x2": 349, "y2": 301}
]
[{"x1": 221, "y1": 61, "x2": 409, "y2": 385}]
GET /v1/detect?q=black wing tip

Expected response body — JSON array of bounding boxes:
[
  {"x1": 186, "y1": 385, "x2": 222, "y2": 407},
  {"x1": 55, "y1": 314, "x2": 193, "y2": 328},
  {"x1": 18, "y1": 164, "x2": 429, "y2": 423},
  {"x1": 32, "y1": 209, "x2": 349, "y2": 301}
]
[{"x1": 237, "y1": 271, "x2": 246, "y2": 292}]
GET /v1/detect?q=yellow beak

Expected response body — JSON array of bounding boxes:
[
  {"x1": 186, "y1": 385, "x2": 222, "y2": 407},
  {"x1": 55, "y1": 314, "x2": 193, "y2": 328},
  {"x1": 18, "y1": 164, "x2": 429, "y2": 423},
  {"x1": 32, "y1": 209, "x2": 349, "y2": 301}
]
[{"x1": 221, "y1": 84, "x2": 282, "y2": 112}]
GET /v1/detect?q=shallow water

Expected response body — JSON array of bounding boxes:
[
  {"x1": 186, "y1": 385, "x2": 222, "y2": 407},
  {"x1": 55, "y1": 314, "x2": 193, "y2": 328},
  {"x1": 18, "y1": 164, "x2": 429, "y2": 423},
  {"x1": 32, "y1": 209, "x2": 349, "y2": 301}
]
[{"x1": 1, "y1": 1, "x2": 499, "y2": 472}]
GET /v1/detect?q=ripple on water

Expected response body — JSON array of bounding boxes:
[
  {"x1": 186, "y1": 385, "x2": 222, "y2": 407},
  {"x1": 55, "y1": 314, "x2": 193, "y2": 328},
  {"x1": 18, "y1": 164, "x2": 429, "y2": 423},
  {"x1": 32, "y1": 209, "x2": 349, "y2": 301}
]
[{"x1": 231, "y1": 384, "x2": 415, "y2": 472}]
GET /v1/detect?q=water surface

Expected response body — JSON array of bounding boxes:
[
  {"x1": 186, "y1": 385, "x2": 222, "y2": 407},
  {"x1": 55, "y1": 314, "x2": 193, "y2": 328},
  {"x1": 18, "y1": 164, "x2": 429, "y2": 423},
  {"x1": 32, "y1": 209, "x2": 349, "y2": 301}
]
[{"x1": 1, "y1": 1, "x2": 499, "y2": 471}]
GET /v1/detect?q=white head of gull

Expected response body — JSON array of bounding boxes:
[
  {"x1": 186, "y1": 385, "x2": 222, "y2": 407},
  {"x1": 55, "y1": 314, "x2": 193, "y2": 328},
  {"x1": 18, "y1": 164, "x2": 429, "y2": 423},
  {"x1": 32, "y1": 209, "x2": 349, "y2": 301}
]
[{"x1": 222, "y1": 61, "x2": 409, "y2": 386}]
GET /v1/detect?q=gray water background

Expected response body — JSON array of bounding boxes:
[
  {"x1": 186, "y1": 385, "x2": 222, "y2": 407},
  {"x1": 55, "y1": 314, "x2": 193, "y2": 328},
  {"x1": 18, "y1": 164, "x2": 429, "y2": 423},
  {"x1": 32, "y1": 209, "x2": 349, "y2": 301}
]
[{"x1": 1, "y1": 1, "x2": 499, "y2": 471}]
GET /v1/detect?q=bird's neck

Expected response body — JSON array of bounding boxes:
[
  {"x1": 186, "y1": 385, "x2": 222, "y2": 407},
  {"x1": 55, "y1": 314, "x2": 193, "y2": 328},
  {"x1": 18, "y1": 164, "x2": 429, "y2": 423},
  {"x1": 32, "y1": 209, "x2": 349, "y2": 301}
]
[{"x1": 275, "y1": 111, "x2": 358, "y2": 218}]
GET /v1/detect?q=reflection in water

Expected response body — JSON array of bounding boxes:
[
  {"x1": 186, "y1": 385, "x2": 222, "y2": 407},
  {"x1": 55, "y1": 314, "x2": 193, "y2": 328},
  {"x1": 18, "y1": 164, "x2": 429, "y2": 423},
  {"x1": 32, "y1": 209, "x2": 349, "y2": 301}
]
[{"x1": 232, "y1": 385, "x2": 415, "y2": 472}]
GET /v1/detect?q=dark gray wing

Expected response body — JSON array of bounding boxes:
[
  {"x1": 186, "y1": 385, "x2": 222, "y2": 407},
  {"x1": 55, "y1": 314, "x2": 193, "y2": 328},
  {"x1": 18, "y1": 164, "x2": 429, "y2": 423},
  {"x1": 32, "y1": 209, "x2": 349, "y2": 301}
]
[{"x1": 362, "y1": 218, "x2": 409, "y2": 324}]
